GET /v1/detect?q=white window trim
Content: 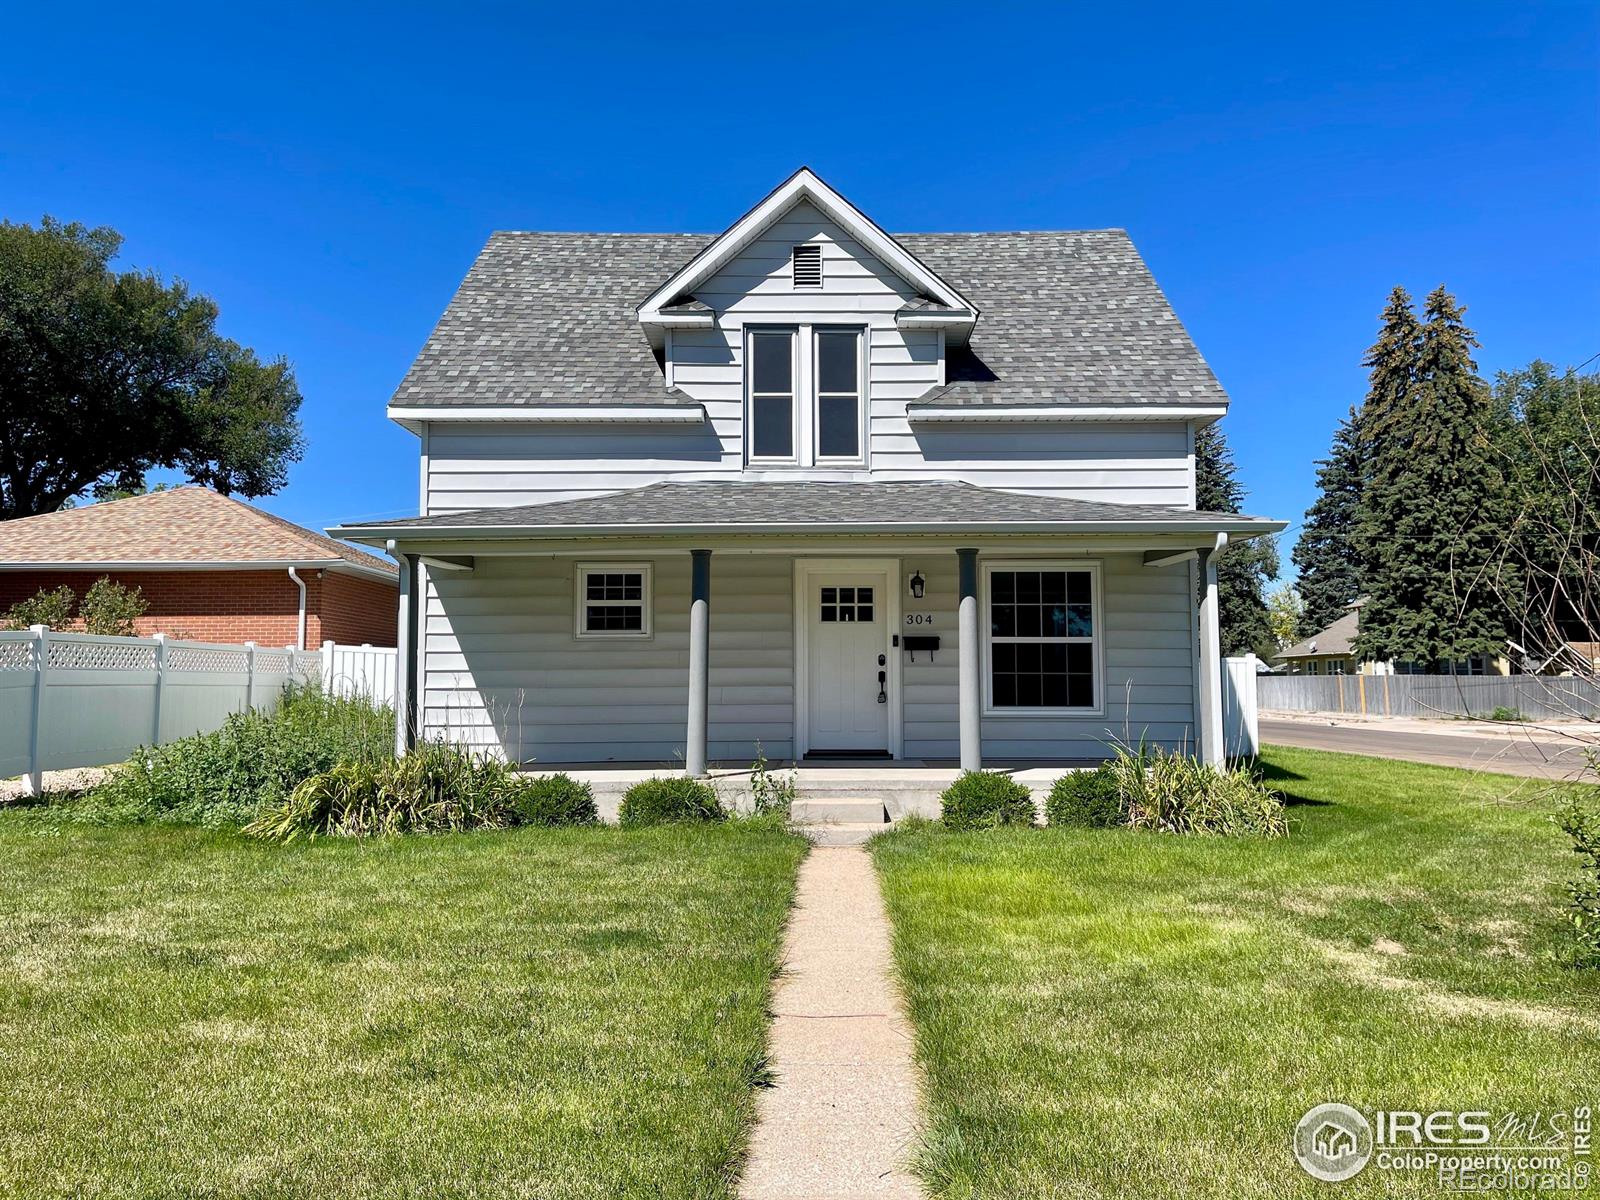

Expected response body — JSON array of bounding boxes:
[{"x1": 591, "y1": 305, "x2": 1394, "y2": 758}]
[
  {"x1": 812, "y1": 326, "x2": 867, "y2": 465},
  {"x1": 981, "y1": 559, "x2": 1104, "y2": 718},
  {"x1": 574, "y1": 562, "x2": 654, "y2": 640},
  {"x1": 744, "y1": 323, "x2": 868, "y2": 468},
  {"x1": 745, "y1": 326, "x2": 800, "y2": 465}
]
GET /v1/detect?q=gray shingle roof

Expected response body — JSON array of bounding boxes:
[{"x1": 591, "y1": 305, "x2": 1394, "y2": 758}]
[
  {"x1": 390, "y1": 229, "x2": 1227, "y2": 410},
  {"x1": 1275, "y1": 609, "x2": 1359, "y2": 660},
  {"x1": 337, "y1": 481, "x2": 1278, "y2": 538}
]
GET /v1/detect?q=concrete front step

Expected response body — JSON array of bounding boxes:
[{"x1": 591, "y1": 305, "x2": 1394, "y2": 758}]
[
  {"x1": 797, "y1": 822, "x2": 890, "y2": 847},
  {"x1": 791, "y1": 798, "x2": 887, "y2": 824}
]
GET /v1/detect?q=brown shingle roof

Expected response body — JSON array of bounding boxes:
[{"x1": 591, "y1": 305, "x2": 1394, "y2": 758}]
[{"x1": 0, "y1": 488, "x2": 396, "y2": 577}]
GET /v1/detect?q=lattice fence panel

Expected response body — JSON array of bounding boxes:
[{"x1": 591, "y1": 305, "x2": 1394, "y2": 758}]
[
  {"x1": 0, "y1": 638, "x2": 36, "y2": 672},
  {"x1": 48, "y1": 639, "x2": 157, "y2": 671},
  {"x1": 166, "y1": 645, "x2": 250, "y2": 674}
]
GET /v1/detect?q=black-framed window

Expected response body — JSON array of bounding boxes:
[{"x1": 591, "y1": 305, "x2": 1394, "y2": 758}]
[
  {"x1": 987, "y1": 566, "x2": 1097, "y2": 710},
  {"x1": 749, "y1": 330, "x2": 795, "y2": 460},
  {"x1": 577, "y1": 565, "x2": 652, "y2": 638},
  {"x1": 815, "y1": 329, "x2": 861, "y2": 460}
]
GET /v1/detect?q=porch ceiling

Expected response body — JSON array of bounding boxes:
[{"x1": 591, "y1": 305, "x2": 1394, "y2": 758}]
[{"x1": 333, "y1": 480, "x2": 1286, "y2": 547}]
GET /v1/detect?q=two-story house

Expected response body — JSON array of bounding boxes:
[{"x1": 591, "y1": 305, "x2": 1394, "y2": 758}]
[{"x1": 335, "y1": 169, "x2": 1283, "y2": 775}]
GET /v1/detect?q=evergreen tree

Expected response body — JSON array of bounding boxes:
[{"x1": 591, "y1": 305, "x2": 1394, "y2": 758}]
[
  {"x1": 1353, "y1": 286, "x2": 1509, "y2": 669},
  {"x1": 1196, "y1": 422, "x2": 1279, "y2": 656},
  {"x1": 1292, "y1": 407, "x2": 1365, "y2": 634}
]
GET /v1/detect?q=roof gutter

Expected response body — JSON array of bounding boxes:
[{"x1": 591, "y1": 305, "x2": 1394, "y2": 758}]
[
  {"x1": 909, "y1": 404, "x2": 1229, "y2": 425},
  {"x1": 333, "y1": 516, "x2": 1289, "y2": 545},
  {"x1": 0, "y1": 557, "x2": 396, "y2": 583}
]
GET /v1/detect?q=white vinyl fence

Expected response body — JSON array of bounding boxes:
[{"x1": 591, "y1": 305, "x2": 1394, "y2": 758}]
[
  {"x1": 320, "y1": 641, "x2": 397, "y2": 706},
  {"x1": 1222, "y1": 654, "x2": 1260, "y2": 758},
  {"x1": 0, "y1": 627, "x2": 320, "y2": 795},
  {"x1": 1258, "y1": 672, "x2": 1600, "y2": 721}
]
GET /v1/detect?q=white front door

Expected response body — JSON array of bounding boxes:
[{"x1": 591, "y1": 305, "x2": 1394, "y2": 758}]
[{"x1": 806, "y1": 571, "x2": 890, "y2": 753}]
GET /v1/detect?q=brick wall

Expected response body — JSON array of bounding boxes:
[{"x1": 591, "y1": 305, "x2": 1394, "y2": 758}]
[
  {"x1": 0, "y1": 568, "x2": 396, "y2": 648},
  {"x1": 318, "y1": 570, "x2": 399, "y2": 647}
]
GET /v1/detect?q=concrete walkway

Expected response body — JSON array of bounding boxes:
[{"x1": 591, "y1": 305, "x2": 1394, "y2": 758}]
[{"x1": 740, "y1": 846, "x2": 923, "y2": 1199}]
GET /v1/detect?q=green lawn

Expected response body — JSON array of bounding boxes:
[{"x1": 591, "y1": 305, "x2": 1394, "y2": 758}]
[
  {"x1": 0, "y1": 816, "x2": 806, "y2": 1200},
  {"x1": 872, "y1": 746, "x2": 1600, "y2": 1199}
]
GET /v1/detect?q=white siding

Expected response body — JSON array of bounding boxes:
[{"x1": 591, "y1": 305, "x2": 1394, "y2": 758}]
[
  {"x1": 418, "y1": 551, "x2": 1197, "y2": 764},
  {"x1": 421, "y1": 554, "x2": 793, "y2": 764},
  {"x1": 902, "y1": 551, "x2": 1197, "y2": 759}
]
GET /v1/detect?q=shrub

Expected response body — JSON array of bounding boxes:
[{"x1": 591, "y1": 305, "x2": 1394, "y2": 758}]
[
  {"x1": 507, "y1": 773, "x2": 598, "y2": 827},
  {"x1": 618, "y1": 776, "x2": 724, "y2": 827},
  {"x1": 79, "y1": 576, "x2": 147, "y2": 636},
  {"x1": 940, "y1": 770, "x2": 1035, "y2": 831},
  {"x1": 1110, "y1": 741, "x2": 1287, "y2": 837},
  {"x1": 247, "y1": 740, "x2": 523, "y2": 840},
  {"x1": 69, "y1": 685, "x2": 392, "y2": 828},
  {"x1": 3, "y1": 585, "x2": 75, "y2": 630},
  {"x1": 1488, "y1": 706, "x2": 1529, "y2": 723},
  {"x1": 1046, "y1": 766, "x2": 1125, "y2": 828},
  {"x1": 1557, "y1": 795, "x2": 1600, "y2": 969}
]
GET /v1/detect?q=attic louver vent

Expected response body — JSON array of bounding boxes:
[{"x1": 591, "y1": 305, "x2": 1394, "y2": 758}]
[{"x1": 792, "y1": 244, "x2": 823, "y2": 289}]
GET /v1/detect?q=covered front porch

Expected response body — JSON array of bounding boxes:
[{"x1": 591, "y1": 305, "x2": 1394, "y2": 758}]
[{"x1": 332, "y1": 480, "x2": 1284, "y2": 777}]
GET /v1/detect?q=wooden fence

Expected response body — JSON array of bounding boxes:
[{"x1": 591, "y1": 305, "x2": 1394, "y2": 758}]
[{"x1": 1258, "y1": 672, "x2": 1600, "y2": 720}]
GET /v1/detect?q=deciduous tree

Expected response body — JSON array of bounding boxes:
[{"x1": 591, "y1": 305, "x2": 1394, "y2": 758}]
[{"x1": 0, "y1": 217, "x2": 304, "y2": 518}]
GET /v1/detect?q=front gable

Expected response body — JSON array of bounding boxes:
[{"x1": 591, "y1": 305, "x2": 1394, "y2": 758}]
[{"x1": 638, "y1": 168, "x2": 976, "y2": 342}]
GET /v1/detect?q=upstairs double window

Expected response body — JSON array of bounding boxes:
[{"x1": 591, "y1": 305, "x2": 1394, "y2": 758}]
[{"x1": 746, "y1": 326, "x2": 864, "y2": 465}]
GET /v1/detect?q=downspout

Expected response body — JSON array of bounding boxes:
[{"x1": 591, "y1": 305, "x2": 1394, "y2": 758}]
[{"x1": 287, "y1": 567, "x2": 308, "y2": 650}]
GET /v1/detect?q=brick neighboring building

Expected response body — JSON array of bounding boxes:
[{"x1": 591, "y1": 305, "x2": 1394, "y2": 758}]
[{"x1": 0, "y1": 488, "x2": 397, "y2": 649}]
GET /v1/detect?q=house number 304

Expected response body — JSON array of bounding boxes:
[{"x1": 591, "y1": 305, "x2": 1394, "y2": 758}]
[{"x1": 905, "y1": 614, "x2": 935, "y2": 625}]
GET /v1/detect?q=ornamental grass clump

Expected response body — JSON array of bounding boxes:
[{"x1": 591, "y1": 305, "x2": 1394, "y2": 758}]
[
  {"x1": 1109, "y1": 741, "x2": 1287, "y2": 837},
  {"x1": 618, "y1": 777, "x2": 725, "y2": 826},
  {"x1": 247, "y1": 740, "x2": 530, "y2": 841},
  {"x1": 940, "y1": 770, "x2": 1036, "y2": 831}
]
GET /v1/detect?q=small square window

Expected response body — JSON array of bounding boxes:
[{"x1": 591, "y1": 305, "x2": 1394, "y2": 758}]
[{"x1": 577, "y1": 565, "x2": 652, "y2": 638}]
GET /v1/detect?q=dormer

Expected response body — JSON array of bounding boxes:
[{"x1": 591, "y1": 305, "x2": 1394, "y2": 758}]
[{"x1": 636, "y1": 167, "x2": 978, "y2": 350}]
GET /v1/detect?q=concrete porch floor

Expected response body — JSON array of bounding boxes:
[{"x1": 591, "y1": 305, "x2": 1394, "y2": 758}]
[{"x1": 522, "y1": 759, "x2": 1097, "y2": 821}]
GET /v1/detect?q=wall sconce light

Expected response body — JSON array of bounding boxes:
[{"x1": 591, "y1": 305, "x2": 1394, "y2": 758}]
[{"x1": 908, "y1": 570, "x2": 926, "y2": 599}]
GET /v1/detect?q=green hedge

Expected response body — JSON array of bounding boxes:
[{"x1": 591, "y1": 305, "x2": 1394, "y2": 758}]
[
  {"x1": 1046, "y1": 766, "x2": 1125, "y2": 828},
  {"x1": 940, "y1": 771, "x2": 1035, "y2": 831},
  {"x1": 618, "y1": 777, "x2": 725, "y2": 827}
]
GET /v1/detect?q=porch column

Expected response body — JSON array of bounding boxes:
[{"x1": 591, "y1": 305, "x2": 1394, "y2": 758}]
[
  {"x1": 957, "y1": 547, "x2": 981, "y2": 771},
  {"x1": 391, "y1": 545, "x2": 419, "y2": 757},
  {"x1": 1197, "y1": 536, "x2": 1226, "y2": 766},
  {"x1": 686, "y1": 549, "x2": 712, "y2": 777}
]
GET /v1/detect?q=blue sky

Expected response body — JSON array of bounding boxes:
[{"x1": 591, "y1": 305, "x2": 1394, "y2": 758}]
[{"x1": 3, "y1": 2, "x2": 1596, "y2": 577}]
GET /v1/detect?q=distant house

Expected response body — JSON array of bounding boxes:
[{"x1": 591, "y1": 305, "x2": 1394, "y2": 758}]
[
  {"x1": 1275, "y1": 600, "x2": 1508, "y2": 677},
  {"x1": 0, "y1": 488, "x2": 397, "y2": 649}
]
